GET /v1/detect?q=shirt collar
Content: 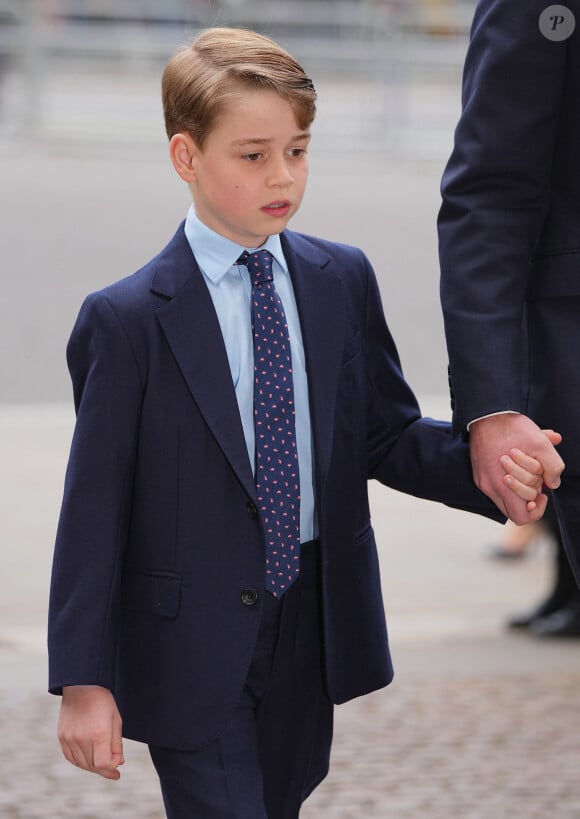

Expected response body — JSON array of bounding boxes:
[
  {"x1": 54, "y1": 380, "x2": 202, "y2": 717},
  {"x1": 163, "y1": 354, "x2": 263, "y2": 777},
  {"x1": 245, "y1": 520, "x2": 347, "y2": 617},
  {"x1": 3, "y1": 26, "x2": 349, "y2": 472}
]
[{"x1": 184, "y1": 206, "x2": 288, "y2": 284}]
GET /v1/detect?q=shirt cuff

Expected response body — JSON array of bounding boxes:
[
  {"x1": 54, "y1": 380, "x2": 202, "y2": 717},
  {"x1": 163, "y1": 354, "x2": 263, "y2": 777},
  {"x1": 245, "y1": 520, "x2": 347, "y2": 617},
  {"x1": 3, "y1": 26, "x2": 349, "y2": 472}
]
[{"x1": 466, "y1": 410, "x2": 520, "y2": 432}]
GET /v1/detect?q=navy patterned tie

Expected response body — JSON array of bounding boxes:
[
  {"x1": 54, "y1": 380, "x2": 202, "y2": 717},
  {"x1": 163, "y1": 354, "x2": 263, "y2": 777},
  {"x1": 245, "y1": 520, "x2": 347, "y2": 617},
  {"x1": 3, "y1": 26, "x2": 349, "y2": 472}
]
[{"x1": 238, "y1": 250, "x2": 301, "y2": 598}]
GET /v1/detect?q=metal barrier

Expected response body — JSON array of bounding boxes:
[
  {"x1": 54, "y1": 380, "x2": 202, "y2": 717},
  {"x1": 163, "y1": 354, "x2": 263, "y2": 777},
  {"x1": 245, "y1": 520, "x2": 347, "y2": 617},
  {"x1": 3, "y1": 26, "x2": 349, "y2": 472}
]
[{"x1": 0, "y1": 0, "x2": 474, "y2": 141}]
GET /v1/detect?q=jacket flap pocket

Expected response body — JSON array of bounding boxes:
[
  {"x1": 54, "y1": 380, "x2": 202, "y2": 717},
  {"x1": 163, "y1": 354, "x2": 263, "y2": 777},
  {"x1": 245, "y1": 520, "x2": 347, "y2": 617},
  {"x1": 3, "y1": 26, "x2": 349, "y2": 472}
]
[
  {"x1": 529, "y1": 251, "x2": 580, "y2": 298},
  {"x1": 123, "y1": 570, "x2": 181, "y2": 618}
]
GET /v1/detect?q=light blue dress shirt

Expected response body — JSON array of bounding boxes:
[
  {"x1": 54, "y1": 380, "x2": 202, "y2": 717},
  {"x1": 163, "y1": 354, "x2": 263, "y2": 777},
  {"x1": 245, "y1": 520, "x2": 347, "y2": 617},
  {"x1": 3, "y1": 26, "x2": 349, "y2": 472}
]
[{"x1": 184, "y1": 206, "x2": 316, "y2": 542}]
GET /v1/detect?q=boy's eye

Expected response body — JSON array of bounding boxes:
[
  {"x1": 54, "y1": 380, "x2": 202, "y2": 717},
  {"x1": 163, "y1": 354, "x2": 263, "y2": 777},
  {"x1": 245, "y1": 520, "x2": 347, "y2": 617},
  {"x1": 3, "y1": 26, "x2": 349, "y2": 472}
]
[
  {"x1": 289, "y1": 147, "x2": 307, "y2": 158},
  {"x1": 244, "y1": 152, "x2": 262, "y2": 162}
]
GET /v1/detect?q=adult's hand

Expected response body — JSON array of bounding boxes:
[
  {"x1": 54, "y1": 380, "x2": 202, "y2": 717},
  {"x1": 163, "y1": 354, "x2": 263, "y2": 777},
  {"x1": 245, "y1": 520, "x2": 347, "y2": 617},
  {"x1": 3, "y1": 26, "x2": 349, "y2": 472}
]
[
  {"x1": 469, "y1": 413, "x2": 564, "y2": 524},
  {"x1": 58, "y1": 685, "x2": 124, "y2": 780}
]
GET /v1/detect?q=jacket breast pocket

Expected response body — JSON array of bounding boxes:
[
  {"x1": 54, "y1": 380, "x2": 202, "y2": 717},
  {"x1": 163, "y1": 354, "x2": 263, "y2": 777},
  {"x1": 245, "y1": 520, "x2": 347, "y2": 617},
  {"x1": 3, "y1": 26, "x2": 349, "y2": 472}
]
[
  {"x1": 529, "y1": 250, "x2": 580, "y2": 298},
  {"x1": 122, "y1": 570, "x2": 182, "y2": 618},
  {"x1": 342, "y1": 331, "x2": 362, "y2": 366},
  {"x1": 353, "y1": 521, "x2": 373, "y2": 547}
]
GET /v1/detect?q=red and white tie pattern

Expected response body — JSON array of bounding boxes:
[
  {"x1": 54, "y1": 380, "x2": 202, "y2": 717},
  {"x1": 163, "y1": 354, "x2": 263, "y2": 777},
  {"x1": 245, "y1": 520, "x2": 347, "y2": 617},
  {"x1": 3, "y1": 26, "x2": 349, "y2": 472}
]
[{"x1": 237, "y1": 250, "x2": 301, "y2": 598}]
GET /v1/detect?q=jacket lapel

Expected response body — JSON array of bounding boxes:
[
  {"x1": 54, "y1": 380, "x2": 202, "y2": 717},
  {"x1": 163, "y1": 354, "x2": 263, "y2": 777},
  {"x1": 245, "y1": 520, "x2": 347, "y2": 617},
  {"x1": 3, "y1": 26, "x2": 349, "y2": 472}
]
[
  {"x1": 150, "y1": 225, "x2": 346, "y2": 502},
  {"x1": 281, "y1": 232, "x2": 345, "y2": 492},
  {"x1": 152, "y1": 226, "x2": 256, "y2": 501}
]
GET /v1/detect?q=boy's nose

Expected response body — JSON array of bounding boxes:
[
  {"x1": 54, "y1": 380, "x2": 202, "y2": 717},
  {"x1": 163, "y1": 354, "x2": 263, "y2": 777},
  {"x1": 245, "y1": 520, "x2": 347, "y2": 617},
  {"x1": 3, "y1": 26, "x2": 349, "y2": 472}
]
[{"x1": 267, "y1": 159, "x2": 293, "y2": 187}]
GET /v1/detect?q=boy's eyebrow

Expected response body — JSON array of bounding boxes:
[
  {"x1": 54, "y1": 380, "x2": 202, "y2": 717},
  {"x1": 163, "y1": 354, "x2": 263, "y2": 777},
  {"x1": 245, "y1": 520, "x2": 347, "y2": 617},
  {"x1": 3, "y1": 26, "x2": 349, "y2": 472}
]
[{"x1": 232, "y1": 133, "x2": 311, "y2": 146}]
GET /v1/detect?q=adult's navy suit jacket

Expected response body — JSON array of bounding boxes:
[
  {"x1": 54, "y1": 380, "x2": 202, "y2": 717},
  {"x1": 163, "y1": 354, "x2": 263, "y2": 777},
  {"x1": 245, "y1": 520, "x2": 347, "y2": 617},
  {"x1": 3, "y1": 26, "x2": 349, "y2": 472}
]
[
  {"x1": 438, "y1": 0, "x2": 580, "y2": 576},
  {"x1": 49, "y1": 224, "x2": 501, "y2": 750}
]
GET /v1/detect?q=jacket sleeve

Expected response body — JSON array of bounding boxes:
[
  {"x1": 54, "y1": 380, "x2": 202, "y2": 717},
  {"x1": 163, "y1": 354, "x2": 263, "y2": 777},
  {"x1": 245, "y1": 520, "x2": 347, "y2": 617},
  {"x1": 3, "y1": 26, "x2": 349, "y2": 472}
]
[
  {"x1": 363, "y1": 255, "x2": 504, "y2": 522},
  {"x1": 48, "y1": 292, "x2": 144, "y2": 694},
  {"x1": 438, "y1": 0, "x2": 568, "y2": 433}
]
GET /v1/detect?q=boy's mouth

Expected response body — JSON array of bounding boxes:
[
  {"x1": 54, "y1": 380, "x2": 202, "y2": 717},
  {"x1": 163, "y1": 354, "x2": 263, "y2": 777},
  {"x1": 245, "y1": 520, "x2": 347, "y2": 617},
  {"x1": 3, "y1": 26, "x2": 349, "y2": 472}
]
[{"x1": 262, "y1": 201, "x2": 291, "y2": 217}]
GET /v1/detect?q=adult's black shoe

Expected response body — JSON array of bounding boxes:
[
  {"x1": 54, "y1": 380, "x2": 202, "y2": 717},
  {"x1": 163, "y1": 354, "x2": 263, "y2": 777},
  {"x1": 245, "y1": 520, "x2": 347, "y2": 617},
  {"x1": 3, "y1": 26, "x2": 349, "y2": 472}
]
[
  {"x1": 506, "y1": 594, "x2": 568, "y2": 630},
  {"x1": 529, "y1": 606, "x2": 580, "y2": 638}
]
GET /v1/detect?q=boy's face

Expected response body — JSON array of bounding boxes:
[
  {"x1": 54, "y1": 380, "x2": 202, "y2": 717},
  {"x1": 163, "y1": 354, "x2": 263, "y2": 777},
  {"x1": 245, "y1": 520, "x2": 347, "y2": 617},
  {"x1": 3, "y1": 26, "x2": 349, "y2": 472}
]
[{"x1": 184, "y1": 89, "x2": 310, "y2": 247}]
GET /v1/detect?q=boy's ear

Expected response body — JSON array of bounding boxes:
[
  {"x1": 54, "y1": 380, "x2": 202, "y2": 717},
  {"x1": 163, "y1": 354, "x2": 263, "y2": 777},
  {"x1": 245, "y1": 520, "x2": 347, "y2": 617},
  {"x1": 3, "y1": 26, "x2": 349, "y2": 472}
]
[{"x1": 169, "y1": 132, "x2": 198, "y2": 182}]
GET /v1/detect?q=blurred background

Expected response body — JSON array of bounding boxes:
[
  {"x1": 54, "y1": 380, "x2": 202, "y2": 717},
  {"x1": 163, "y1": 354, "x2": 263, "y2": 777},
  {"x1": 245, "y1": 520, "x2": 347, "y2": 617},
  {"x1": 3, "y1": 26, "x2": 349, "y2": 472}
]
[
  {"x1": 0, "y1": 0, "x2": 477, "y2": 403},
  {"x1": 2, "y1": 4, "x2": 579, "y2": 818}
]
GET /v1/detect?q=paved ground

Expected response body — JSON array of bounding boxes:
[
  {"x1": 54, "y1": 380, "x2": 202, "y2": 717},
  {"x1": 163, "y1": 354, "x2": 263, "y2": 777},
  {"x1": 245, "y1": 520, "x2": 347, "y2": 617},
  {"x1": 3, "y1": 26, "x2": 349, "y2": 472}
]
[
  {"x1": 2, "y1": 647, "x2": 579, "y2": 819},
  {"x1": 1, "y1": 48, "x2": 579, "y2": 819}
]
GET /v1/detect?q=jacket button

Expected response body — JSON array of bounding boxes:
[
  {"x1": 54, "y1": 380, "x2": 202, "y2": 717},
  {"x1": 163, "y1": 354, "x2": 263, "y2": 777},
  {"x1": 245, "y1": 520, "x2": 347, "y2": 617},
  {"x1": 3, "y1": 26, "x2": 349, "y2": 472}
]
[
  {"x1": 247, "y1": 502, "x2": 258, "y2": 520},
  {"x1": 241, "y1": 588, "x2": 258, "y2": 606}
]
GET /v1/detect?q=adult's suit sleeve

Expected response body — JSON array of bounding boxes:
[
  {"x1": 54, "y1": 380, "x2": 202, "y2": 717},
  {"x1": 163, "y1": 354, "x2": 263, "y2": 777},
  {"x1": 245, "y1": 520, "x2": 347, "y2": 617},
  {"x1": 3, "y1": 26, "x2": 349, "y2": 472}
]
[
  {"x1": 48, "y1": 293, "x2": 144, "y2": 694},
  {"x1": 438, "y1": 0, "x2": 567, "y2": 433}
]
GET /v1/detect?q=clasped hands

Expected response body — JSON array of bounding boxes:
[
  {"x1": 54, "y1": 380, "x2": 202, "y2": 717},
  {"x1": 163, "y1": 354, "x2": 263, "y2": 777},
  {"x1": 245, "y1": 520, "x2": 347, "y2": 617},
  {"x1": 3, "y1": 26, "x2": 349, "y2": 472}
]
[{"x1": 471, "y1": 413, "x2": 565, "y2": 525}]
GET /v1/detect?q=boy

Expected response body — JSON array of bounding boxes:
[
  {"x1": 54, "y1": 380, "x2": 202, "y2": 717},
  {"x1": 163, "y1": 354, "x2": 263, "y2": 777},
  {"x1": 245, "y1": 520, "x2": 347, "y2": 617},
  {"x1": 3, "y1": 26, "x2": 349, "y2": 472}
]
[{"x1": 48, "y1": 28, "x2": 547, "y2": 819}]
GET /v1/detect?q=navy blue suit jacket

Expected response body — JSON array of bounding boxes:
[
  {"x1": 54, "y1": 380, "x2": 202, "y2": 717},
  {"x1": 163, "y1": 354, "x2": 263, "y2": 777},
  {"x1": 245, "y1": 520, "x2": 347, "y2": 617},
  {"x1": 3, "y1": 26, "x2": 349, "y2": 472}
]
[
  {"x1": 439, "y1": 0, "x2": 580, "y2": 471},
  {"x1": 49, "y1": 224, "x2": 501, "y2": 750}
]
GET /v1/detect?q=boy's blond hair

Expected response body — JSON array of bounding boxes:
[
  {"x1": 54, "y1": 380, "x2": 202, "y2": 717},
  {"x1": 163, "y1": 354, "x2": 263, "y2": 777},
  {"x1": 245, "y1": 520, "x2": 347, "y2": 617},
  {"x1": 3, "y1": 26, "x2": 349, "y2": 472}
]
[{"x1": 162, "y1": 27, "x2": 317, "y2": 146}]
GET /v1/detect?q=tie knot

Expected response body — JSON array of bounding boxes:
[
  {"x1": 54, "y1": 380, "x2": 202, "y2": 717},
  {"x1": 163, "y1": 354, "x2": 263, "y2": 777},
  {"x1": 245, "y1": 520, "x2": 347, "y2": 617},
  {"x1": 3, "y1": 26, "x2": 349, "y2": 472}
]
[{"x1": 238, "y1": 249, "x2": 274, "y2": 287}]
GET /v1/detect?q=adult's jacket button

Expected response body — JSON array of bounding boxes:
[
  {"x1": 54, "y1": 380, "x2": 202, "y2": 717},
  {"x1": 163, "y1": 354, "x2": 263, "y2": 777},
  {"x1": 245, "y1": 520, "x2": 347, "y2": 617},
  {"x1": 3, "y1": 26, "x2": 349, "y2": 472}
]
[
  {"x1": 241, "y1": 588, "x2": 258, "y2": 606},
  {"x1": 247, "y1": 502, "x2": 258, "y2": 520}
]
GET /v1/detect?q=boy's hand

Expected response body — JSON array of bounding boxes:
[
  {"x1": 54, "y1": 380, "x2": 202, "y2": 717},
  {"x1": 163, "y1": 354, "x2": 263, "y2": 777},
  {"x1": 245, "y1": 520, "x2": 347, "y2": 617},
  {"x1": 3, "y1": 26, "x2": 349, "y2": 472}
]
[
  {"x1": 58, "y1": 685, "x2": 124, "y2": 780},
  {"x1": 470, "y1": 414, "x2": 564, "y2": 524},
  {"x1": 499, "y1": 429, "x2": 563, "y2": 518}
]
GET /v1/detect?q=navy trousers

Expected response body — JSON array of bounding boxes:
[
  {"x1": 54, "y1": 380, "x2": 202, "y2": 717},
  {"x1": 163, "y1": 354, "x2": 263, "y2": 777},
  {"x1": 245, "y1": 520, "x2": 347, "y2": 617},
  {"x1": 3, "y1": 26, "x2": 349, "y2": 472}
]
[
  {"x1": 552, "y1": 479, "x2": 580, "y2": 586},
  {"x1": 149, "y1": 542, "x2": 333, "y2": 819}
]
